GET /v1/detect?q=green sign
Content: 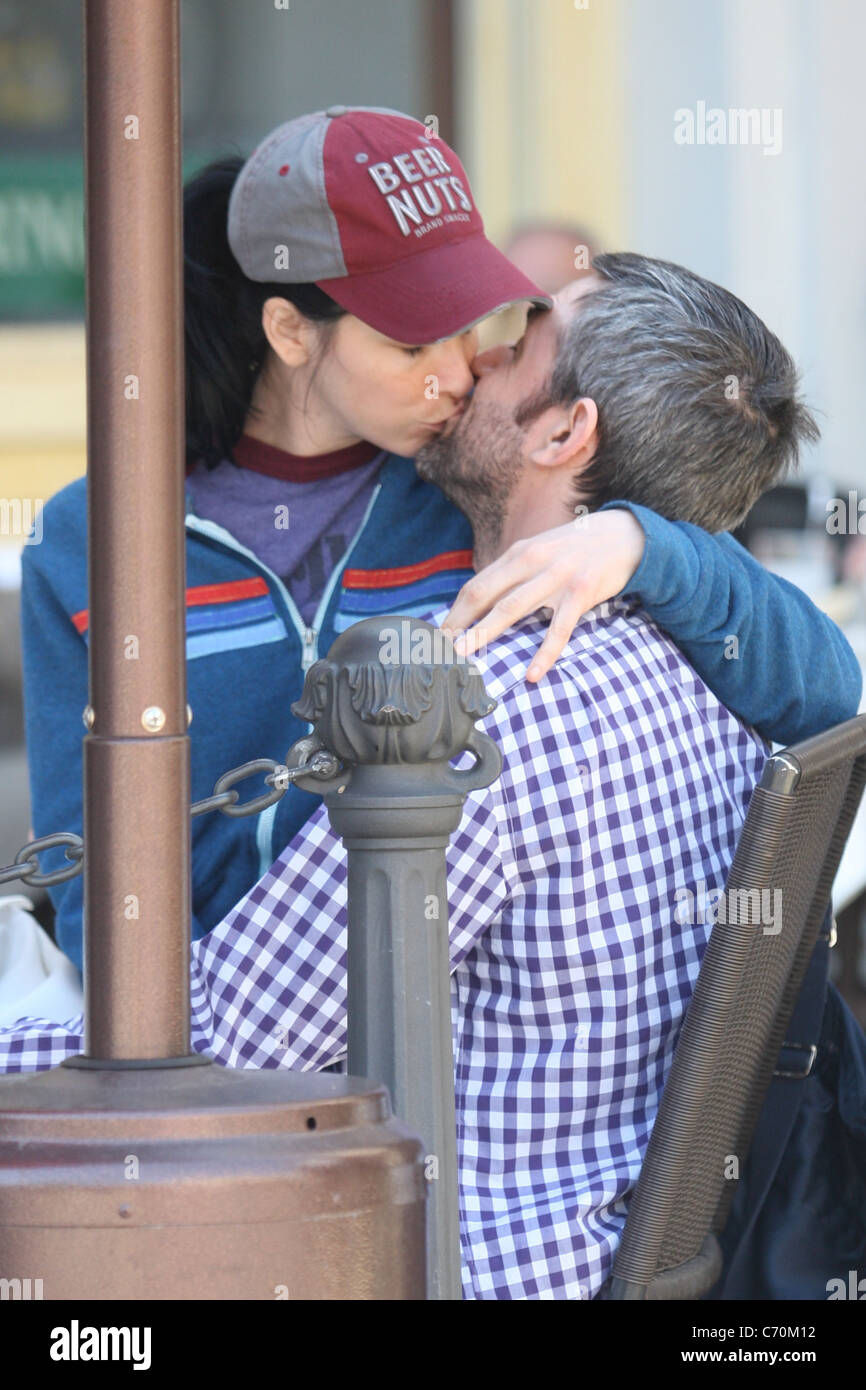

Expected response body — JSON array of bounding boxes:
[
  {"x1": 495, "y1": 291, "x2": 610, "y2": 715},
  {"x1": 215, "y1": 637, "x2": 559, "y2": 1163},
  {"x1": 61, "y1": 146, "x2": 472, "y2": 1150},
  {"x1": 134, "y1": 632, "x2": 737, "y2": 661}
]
[
  {"x1": 0, "y1": 150, "x2": 216, "y2": 321},
  {"x1": 0, "y1": 155, "x2": 83, "y2": 317}
]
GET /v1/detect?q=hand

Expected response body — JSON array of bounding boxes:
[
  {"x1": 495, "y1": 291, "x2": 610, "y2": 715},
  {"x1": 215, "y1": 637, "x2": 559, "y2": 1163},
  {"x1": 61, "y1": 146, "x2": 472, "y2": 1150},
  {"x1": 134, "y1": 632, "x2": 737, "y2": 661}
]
[{"x1": 441, "y1": 508, "x2": 646, "y2": 682}]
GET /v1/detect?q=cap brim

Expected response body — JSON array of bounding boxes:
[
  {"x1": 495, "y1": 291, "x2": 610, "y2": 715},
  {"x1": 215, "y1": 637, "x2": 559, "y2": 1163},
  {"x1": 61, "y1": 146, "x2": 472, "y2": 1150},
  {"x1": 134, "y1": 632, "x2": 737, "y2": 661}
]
[{"x1": 315, "y1": 233, "x2": 553, "y2": 344}]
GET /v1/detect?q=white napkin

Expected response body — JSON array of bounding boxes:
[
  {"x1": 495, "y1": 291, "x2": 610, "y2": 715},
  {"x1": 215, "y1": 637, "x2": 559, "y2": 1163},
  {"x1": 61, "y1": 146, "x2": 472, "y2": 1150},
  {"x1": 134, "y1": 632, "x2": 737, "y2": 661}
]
[{"x1": 0, "y1": 895, "x2": 83, "y2": 1026}]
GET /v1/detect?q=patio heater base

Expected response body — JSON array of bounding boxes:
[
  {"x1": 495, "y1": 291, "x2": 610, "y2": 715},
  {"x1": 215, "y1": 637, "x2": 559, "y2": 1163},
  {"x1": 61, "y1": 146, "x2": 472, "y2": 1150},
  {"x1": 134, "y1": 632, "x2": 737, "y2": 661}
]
[{"x1": 0, "y1": 1061, "x2": 426, "y2": 1300}]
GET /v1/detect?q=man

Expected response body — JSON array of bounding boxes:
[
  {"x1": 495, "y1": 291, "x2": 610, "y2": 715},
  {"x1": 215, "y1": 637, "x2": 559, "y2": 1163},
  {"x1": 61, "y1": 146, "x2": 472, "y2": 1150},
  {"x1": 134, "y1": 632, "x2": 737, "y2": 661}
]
[{"x1": 0, "y1": 255, "x2": 847, "y2": 1298}]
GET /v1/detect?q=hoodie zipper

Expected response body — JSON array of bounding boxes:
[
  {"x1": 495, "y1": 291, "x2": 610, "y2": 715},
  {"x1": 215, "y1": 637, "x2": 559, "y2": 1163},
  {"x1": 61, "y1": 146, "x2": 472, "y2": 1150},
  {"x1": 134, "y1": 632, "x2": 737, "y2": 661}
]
[
  {"x1": 301, "y1": 626, "x2": 316, "y2": 672},
  {"x1": 300, "y1": 475, "x2": 384, "y2": 666},
  {"x1": 185, "y1": 475, "x2": 384, "y2": 873}
]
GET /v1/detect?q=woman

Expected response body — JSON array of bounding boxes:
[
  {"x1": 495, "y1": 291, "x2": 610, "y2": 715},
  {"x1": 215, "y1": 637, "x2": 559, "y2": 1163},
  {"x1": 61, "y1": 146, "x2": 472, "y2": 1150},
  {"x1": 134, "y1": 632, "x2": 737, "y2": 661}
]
[{"x1": 19, "y1": 107, "x2": 860, "y2": 973}]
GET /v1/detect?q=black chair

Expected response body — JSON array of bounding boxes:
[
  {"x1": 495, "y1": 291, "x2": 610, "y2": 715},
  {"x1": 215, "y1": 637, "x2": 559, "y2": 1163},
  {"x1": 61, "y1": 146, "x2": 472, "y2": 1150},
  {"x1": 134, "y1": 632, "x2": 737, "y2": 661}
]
[{"x1": 607, "y1": 713, "x2": 866, "y2": 1300}]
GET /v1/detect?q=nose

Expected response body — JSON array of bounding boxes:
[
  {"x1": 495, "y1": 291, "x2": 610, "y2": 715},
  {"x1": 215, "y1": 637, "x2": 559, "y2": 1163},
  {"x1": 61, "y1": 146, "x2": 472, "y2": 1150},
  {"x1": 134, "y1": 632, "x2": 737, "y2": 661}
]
[
  {"x1": 433, "y1": 338, "x2": 476, "y2": 400},
  {"x1": 470, "y1": 343, "x2": 512, "y2": 377}
]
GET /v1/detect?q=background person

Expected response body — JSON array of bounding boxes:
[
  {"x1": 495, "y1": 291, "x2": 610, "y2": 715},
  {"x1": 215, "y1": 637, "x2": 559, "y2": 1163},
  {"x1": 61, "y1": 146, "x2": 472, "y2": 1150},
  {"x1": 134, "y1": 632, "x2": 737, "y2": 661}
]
[{"x1": 503, "y1": 217, "x2": 598, "y2": 293}]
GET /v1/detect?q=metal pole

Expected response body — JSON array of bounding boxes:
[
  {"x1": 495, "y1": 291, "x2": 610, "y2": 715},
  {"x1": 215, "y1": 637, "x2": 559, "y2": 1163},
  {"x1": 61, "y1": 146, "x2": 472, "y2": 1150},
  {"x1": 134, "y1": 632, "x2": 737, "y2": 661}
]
[
  {"x1": 0, "y1": 3, "x2": 428, "y2": 1304},
  {"x1": 81, "y1": 0, "x2": 190, "y2": 1059},
  {"x1": 290, "y1": 616, "x2": 503, "y2": 1299}
]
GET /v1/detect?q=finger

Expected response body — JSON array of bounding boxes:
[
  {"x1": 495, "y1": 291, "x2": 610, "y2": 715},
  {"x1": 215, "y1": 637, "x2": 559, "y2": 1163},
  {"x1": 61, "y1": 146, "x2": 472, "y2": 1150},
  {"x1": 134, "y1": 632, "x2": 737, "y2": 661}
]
[
  {"x1": 442, "y1": 592, "x2": 525, "y2": 656},
  {"x1": 446, "y1": 616, "x2": 503, "y2": 660},
  {"x1": 525, "y1": 592, "x2": 590, "y2": 681},
  {"x1": 449, "y1": 565, "x2": 578, "y2": 657},
  {"x1": 441, "y1": 547, "x2": 540, "y2": 634},
  {"x1": 447, "y1": 575, "x2": 566, "y2": 659}
]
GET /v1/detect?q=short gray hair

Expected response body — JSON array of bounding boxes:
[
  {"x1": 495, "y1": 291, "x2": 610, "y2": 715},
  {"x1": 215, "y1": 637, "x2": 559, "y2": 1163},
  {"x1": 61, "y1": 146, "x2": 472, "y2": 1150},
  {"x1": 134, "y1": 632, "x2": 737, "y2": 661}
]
[{"x1": 547, "y1": 252, "x2": 819, "y2": 532}]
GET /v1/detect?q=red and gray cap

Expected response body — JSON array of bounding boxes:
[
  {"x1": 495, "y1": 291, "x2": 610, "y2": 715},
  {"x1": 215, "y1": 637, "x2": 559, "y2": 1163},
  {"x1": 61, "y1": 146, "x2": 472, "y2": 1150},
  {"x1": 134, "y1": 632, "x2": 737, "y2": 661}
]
[{"x1": 227, "y1": 105, "x2": 551, "y2": 344}]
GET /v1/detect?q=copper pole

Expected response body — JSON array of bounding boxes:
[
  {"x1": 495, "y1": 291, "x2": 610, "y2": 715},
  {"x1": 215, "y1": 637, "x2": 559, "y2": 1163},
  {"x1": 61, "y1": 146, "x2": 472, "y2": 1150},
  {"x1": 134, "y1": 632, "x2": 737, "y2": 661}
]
[{"x1": 82, "y1": 0, "x2": 190, "y2": 1059}]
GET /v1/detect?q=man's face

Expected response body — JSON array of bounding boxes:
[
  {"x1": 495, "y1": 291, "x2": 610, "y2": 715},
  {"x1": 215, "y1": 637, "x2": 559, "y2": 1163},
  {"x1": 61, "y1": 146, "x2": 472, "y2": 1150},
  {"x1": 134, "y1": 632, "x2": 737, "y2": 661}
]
[{"x1": 414, "y1": 277, "x2": 599, "y2": 535}]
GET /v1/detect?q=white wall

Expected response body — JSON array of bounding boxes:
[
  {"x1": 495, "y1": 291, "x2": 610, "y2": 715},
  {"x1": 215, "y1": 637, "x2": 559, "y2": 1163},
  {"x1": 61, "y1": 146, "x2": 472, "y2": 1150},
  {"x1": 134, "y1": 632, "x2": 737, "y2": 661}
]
[{"x1": 623, "y1": 0, "x2": 866, "y2": 491}]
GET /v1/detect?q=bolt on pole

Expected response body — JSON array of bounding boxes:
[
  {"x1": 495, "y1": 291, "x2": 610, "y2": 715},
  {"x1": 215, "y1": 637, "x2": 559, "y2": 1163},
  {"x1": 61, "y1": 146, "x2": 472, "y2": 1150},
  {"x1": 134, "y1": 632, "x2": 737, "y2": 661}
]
[{"x1": 290, "y1": 615, "x2": 503, "y2": 1299}]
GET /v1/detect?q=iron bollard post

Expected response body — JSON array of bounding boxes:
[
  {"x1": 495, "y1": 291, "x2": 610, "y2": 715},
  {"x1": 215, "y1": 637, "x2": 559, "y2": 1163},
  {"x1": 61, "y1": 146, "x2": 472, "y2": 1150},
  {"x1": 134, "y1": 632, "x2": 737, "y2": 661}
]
[{"x1": 288, "y1": 614, "x2": 503, "y2": 1301}]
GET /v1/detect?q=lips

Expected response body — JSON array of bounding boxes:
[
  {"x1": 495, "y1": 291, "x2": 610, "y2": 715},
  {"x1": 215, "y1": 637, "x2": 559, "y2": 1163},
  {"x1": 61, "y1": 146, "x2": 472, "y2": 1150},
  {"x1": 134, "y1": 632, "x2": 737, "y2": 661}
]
[
  {"x1": 419, "y1": 396, "x2": 471, "y2": 435},
  {"x1": 435, "y1": 402, "x2": 469, "y2": 428}
]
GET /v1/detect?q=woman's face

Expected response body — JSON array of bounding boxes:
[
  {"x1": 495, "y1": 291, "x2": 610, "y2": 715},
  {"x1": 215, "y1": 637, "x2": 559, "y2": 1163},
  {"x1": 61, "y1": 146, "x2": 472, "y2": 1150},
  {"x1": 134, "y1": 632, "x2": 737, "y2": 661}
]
[{"x1": 307, "y1": 312, "x2": 479, "y2": 458}]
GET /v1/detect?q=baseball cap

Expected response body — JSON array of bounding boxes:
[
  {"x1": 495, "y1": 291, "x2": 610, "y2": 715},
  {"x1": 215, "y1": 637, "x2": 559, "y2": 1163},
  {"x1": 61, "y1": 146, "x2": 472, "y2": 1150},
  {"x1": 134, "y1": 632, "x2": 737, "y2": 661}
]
[{"x1": 227, "y1": 106, "x2": 552, "y2": 345}]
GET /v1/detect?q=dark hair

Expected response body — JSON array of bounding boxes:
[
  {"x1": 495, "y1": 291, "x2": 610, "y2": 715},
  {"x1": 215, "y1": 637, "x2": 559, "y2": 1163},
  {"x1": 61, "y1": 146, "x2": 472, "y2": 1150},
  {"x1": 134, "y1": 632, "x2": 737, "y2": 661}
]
[
  {"x1": 542, "y1": 251, "x2": 819, "y2": 532},
  {"x1": 184, "y1": 155, "x2": 346, "y2": 468}
]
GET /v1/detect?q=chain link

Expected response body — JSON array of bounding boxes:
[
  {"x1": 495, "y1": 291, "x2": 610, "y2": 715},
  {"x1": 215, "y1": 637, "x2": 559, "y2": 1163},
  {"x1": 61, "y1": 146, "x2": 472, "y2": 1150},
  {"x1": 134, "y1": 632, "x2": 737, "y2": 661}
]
[
  {"x1": 0, "y1": 747, "x2": 342, "y2": 890},
  {"x1": 0, "y1": 832, "x2": 84, "y2": 889},
  {"x1": 189, "y1": 757, "x2": 290, "y2": 820}
]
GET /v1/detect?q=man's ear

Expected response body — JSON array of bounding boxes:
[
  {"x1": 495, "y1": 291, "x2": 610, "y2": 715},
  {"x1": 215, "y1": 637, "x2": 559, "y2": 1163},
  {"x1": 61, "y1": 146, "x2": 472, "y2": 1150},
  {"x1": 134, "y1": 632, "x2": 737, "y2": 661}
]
[
  {"x1": 261, "y1": 296, "x2": 315, "y2": 369},
  {"x1": 529, "y1": 397, "x2": 599, "y2": 469}
]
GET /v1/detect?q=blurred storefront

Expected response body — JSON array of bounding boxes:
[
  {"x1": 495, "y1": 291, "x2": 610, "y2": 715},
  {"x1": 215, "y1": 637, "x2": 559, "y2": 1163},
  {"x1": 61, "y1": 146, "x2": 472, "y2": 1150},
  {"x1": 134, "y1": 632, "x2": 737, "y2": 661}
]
[
  {"x1": 0, "y1": 0, "x2": 456, "y2": 519},
  {"x1": 6, "y1": 0, "x2": 865, "y2": 510}
]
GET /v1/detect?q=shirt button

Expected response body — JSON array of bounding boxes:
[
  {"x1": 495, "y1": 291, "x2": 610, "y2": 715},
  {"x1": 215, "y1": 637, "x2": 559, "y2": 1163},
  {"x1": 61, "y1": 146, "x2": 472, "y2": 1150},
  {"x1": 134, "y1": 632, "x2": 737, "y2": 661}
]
[{"x1": 325, "y1": 105, "x2": 348, "y2": 118}]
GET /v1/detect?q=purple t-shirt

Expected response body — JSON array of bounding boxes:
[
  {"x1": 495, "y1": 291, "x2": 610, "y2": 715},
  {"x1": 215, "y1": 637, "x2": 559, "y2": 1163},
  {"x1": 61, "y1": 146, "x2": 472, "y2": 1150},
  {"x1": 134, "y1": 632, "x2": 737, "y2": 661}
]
[{"x1": 186, "y1": 436, "x2": 384, "y2": 626}]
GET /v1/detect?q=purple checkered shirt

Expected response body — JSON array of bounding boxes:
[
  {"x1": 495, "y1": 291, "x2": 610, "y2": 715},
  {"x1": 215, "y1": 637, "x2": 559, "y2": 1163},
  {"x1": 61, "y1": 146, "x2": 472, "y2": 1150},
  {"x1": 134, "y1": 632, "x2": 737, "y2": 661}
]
[{"x1": 0, "y1": 597, "x2": 767, "y2": 1299}]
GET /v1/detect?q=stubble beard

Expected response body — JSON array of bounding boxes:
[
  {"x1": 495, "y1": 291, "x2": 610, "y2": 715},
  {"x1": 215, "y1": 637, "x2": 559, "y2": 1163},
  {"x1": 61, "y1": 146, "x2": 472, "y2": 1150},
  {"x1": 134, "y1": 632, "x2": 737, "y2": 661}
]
[{"x1": 414, "y1": 401, "x2": 527, "y2": 567}]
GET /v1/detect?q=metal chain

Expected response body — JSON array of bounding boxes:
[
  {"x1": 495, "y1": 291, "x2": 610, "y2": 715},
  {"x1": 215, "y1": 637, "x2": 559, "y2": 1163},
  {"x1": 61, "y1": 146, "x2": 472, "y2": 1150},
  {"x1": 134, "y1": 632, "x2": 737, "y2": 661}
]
[
  {"x1": 0, "y1": 747, "x2": 342, "y2": 890},
  {"x1": 0, "y1": 832, "x2": 84, "y2": 889}
]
